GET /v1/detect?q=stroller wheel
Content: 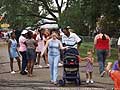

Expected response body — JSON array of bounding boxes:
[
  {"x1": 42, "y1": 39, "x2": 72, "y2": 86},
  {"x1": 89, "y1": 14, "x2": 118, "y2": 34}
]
[
  {"x1": 58, "y1": 79, "x2": 65, "y2": 86},
  {"x1": 76, "y1": 79, "x2": 81, "y2": 86}
]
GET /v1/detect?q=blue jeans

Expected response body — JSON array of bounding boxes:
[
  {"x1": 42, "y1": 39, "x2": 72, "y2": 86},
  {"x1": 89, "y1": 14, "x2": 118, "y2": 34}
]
[
  {"x1": 96, "y1": 49, "x2": 108, "y2": 74},
  {"x1": 20, "y1": 51, "x2": 27, "y2": 72},
  {"x1": 48, "y1": 55, "x2": 60, "y2": 82}
]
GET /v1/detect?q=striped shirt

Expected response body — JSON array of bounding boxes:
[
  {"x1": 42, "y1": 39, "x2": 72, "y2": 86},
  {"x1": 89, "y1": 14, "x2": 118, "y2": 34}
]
[{"x1": 62, "y1": 32, "x2": 81, "y2": 48}]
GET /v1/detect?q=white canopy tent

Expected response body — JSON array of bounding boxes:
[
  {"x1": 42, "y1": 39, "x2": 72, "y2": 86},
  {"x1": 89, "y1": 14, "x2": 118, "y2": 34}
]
[
  {"x1": 38, "y1": 13, "x2": 59, "y2": 29},
  {"x1": 40, "y1": 23, "x2": 59, "y2": 29}
]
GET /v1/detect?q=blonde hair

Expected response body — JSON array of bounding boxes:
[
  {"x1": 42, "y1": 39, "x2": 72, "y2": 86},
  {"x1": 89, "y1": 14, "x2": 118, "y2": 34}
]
[{"x1": 87, "y1": 49, "x2": 93, "y2": 55}]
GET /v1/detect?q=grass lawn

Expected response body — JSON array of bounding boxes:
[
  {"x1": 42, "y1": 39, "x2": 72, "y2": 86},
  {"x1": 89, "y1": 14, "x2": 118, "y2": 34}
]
[
  {"x1": 80, "y1": 42, "x2": 118, "y2": 63},
  {"x1": 0, "y1": 41, "x2": 118, "y2": 63}
]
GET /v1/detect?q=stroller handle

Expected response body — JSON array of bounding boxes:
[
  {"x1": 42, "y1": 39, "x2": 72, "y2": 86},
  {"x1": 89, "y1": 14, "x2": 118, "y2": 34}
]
[
  {"x1": 63, "y1": 42, "x2": 77, "y2": 47},
  {"x1": 64, "y1": 48, "x2": 79, "y2": 56}
]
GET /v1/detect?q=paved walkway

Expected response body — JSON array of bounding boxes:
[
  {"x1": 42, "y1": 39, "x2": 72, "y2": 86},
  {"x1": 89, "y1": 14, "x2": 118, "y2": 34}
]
[{"x1": 0, "y1": 40, "x2": 114, "y2": 90}]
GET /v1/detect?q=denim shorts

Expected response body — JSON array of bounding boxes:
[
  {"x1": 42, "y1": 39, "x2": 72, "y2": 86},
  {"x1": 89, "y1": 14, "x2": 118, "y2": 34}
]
[{"x1": 26, "y1": 48, "x2": 36, "y2": 60}]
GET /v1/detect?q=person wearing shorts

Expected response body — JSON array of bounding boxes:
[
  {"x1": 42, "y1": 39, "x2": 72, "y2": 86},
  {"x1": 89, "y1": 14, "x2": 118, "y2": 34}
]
[
  {"x1": 25, "y1": 31, "x2": 37, "y2": 77},
  {"x1": 8, "y1": 32, "x2": 21, "y2": 74}
]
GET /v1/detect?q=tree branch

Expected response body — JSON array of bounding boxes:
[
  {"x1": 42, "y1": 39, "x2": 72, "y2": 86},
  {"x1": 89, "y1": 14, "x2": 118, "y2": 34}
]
[
  {"x1": 55, "y1": 0, "x2": 62, "y2": 14},
  {"x1": 54, "y1": 0, "x2": 60, "y2": 11},
  {"x1": 25, "y1": 0, "x2": 59, "y2": 21},
  {"x1": 65, "y1": 0, "x2": 70, "y2": 11},
  {"x1": 49, "y1": 9, "x2": 58, "y2": 13},
  {"x1": 37, "y1": 0, "x2": 58, "y2": 21},
  {"x1": 41, "y1": 22, "x2": 57, "y2": 25},
  {"x1": 16, "y1": 14, "x2": 56, "y2": 21},
  {"x1": 60, "y1": 0, "x2": 64, "y2": 9}
]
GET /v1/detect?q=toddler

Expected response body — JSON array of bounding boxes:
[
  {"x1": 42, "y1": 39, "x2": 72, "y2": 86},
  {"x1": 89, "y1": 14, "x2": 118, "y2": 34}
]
[{"x1": 80, "y1": 49, "x2": 94, "y2": 84}]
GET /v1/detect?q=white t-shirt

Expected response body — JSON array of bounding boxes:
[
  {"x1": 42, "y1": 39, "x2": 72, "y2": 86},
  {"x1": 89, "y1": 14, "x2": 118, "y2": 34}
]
[
  {"x1": 62, "y1": 32, "x2": 81, "y2": 48},
  {"x1": 117, "y1": 37, "x2": 120, "y2": 45}
]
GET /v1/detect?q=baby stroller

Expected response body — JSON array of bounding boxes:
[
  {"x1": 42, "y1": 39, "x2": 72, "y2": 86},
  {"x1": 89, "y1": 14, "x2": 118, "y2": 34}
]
[{"x1": 59, "y1": 48, "x2": 81, "y2": 86}]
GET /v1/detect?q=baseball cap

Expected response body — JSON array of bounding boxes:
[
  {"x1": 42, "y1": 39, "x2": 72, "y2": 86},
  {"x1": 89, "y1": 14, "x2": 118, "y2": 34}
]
[
  {"x1": 63, "y1": 26, "x2": 71, "y2": 30},
  {"x1": 21, "y1": 30, "x2": 28, "y2": 34}
]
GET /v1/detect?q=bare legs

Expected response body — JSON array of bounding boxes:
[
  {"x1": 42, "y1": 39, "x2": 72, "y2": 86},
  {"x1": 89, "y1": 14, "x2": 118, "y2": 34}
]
[
  {"x1": 44, "y1": 50, "x2": 48, "y2": 65},
  {"x1": 10, "y1": 58, "x2": 14, "y2": 72},
  {"x1": 27, "y1": 60, "x2": 34, "y2": 77},
  {"x1": 86, "y1": 72, "x2": 93, "y2": 84},
  {"x1": 10, "y1": 57, "x2": 21, "y2": 72},
  {"x1": 16, "y1": 57, "x2": 21, "y2": 71}
]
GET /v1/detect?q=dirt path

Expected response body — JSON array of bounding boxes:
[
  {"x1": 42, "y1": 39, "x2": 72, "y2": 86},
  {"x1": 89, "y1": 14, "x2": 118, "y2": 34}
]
[{"x1": 0, "y1": 40, "x2": 114, "y2": 90}]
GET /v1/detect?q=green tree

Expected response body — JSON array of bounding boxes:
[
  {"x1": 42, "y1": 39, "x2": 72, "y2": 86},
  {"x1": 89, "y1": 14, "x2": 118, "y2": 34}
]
[
  {"x1": 60, "y1": 0, "x2": 120, "y2": 36},
  {"x1": 0, "y1": 0, "x2": 72, "y2": 30}
]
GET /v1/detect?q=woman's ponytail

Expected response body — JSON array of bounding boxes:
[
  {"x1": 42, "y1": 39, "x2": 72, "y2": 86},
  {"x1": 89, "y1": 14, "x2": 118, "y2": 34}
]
[
  {"x1": 40, "y1": 32, "x2": 43, "y2": 40},
  {"x1": 38, "y1": 29, "x2": 43, "y2": 40},
  {"x1": 102, "y1": 34, "x2": 106, "y2": 40}
]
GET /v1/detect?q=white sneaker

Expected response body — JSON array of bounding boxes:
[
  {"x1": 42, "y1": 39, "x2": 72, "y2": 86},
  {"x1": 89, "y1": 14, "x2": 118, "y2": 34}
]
[
  {"x1": 54, "y1": 81, "x2": 57, "y2": 85},
  {"x1": 58, "y1": 63, "x2": 63, "y2": 66},
  {"x1": 38, "y1": 65, "x2": 43, "y2": 68},
  {"x1": 50, "y1": 80, "x2": 54, "y2": 84},
  {"x1": 90, "y1": 80, "x2": 94, "y2": 84},
  {"x1": 100, "y1": 71, "x2": 106, "y2": 77},
  {"x1": 47, "y1": 64, "x2": 50, "y2": 67},
  {"x1": 11, "y1": 71, "x2": 15, "y2": 74},
  {"x1": 25, "y1": 69, "x2": 28, "y2": 73},
  {"x1": 86, "y1": 79, "x2": 89, "y2": 84}
]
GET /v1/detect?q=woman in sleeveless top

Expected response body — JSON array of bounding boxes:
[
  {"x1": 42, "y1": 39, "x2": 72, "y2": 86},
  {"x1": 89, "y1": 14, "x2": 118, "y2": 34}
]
[
  {"x1": 8, "y1": 32, "x2": 21, "y2": 74},
  {"x1": 93, "y1": 29, "x2": 111, "y2": 77},
  {"x1": 41, "y1": 31, "x2": 67, "y2": 85}
]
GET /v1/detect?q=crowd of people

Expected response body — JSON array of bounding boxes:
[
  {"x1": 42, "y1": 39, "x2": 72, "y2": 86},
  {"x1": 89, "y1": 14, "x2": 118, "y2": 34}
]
[
  {"x1": 7, "y1": 26, "x2": 120, "y2": 89},
  {"x1": 7, "y1": 26, "x2": 82, "y2": 83}
]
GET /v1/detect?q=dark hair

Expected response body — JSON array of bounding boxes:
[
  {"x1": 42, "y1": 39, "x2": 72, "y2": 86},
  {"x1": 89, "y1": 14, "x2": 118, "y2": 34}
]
[
  {"x1": 62, "y1": 26, "x2": 70, "y2": 31},
  {"x1": 62, "y1": 27, "x2": 69, "y2": 33},
  {"x1": 102, "y1": 34, "x2": 106, "y2": 40},
  {"x1": 100, "y1": 28, "x2": 106, "y2": 40},
  {"x1": 10, "y1": 32, "x2": 15, "y2": 37},
  {"x1": 27, "y1": 31, "x2": 33, "y2": 39},
  {"x1": 88, "y1": 49, "x2": 93, "y2": 54},
  {"x1": 64, "y1": 27, "x2": 69, "y2": 31},
  {"x1": 118, "y1": 60, "x2": 120, "y2": 69},
  {"x1": 38, "y1": 29, "x2": 43, "y2": 40},
  {"x1": 118, "y1": 56, "x2": 120, "y2": 68}
]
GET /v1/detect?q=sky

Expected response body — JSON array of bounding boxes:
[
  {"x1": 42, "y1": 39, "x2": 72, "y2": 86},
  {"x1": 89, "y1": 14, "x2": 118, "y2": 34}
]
[
  {"x1": 39, "y1": 0, "x2": 67, "y2": 17},
  {"x1": 52, "y1": 0, "x2": 67, "y2": 12}
]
